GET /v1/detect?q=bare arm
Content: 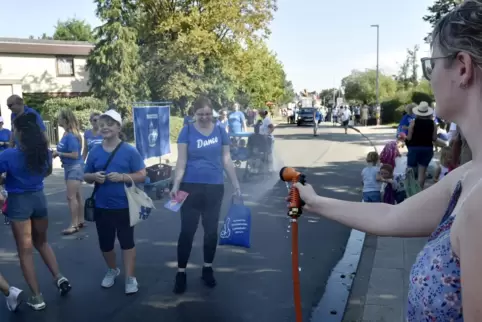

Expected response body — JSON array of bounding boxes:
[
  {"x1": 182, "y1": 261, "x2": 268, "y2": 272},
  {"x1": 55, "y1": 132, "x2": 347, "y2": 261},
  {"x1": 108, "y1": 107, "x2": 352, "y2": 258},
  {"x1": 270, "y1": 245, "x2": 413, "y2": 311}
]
[
  {"x1": 222, "y1": 145, "x2": 240, "y2": 191},
  {"x1": 459, "y1": 191, "x2": 482, "y2": 321},
  {"x1": 300, "y1": 164, "x2": 468, "y2": 237},
  {"x1": 82, "y1": 137, "x2": 88, "y2": 161},
  {"x1": 122, "y1": 169, "x2": 146, "y2": 184},
  {"x1": 84, "y1": 173, "x2": 96, "y2": 184},
  {"x1": 406, "y1": 120, "x2": 415, "y2": 141},
  {"x1": 172, "y1": 143, "x2": 187, "y2": 190}
]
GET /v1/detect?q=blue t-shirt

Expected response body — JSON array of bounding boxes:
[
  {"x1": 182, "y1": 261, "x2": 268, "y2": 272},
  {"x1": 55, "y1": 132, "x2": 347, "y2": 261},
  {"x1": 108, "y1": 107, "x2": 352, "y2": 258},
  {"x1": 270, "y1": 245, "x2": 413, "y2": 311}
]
[
  {"x1": 397, "y1": 114, "x2": 415, "y2": 136},
  {"x1": 57, "y1": 133, "x2": 83, "y2": 165},
  {"x1": 178, "y1": 124, "x2": 229, "y2": 184},
  {"x1": 228, "y1": 111, "x2": 245, "y2": 134},
  {"x1": 0, "y1": 129, "x2": 11, "y2": 151},
  {"x1": 84, "y1": 143, "x2": 145, "y2": 209},
  {"x1": 362, "y1": 165, "x2": 381, "y2": 193},
  {"x1": 0, "y1": 148, "x2": 51, "y2": 193},
  {"x1": 11, "y1": 106, "x2": 46, "y2": 132},
  {"x1": 84, "y1": 129, "x2": 103, "y2": 153}
]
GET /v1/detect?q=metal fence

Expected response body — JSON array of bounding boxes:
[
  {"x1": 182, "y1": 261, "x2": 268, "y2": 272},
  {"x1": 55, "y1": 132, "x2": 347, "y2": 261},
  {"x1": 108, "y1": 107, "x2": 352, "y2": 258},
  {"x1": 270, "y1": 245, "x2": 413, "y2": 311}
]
[{"x1": 44, "y1": 121, "x2": 58, "y2": 145}]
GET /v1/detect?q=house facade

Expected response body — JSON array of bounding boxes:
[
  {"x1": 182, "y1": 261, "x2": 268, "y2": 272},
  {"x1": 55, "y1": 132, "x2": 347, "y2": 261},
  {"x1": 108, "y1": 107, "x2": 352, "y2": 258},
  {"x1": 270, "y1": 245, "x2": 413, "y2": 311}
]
[{"x1": 0, "y1": 37, "x2": 93, "y2": 130}]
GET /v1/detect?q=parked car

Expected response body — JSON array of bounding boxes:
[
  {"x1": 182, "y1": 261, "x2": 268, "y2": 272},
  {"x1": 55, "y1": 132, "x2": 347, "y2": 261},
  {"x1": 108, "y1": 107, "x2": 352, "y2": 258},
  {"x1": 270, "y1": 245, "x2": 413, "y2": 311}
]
[{"x1": 297, "y1": 107, "x2": 316, "y2": 126}]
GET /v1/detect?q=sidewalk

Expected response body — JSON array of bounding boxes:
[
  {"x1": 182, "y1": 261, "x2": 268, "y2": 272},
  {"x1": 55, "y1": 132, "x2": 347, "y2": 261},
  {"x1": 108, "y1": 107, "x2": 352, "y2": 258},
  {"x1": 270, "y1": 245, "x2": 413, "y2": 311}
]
[{"x1": 343, "y1": 126, "x2": 428, "y2": 322}]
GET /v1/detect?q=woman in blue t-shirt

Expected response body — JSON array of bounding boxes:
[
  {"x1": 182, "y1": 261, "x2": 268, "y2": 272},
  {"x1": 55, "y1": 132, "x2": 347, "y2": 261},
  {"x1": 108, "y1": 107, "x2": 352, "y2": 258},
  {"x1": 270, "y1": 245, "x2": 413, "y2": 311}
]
[
  {"x1": 0, "y1": 113, "x2": 71, "y2": 310},
  {"x1": 171, "y1": 96, "x2": 241, "y2": 294},
  {"x1": 53, "y1": 109, "x2": 85, "y2": 235},
  {"x1": 0, "y1": 117, "x2": 11, "y2": 152},
  {"x1": 228, "y1": 102, "x2": 246, "y2": 134},
  {"x1": 84, "y1": 110, "x2": 146, "y2": 295},
  {"x1": 82, "y1": 112, "x2": 103, "y2": 161}
]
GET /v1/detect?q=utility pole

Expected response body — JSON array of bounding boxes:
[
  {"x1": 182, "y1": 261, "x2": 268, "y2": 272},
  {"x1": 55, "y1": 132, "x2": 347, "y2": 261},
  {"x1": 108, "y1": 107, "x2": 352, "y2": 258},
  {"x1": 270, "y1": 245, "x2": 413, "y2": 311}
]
[{"x1": 371, "y1": 24, "x2": 380, "y2": 124}]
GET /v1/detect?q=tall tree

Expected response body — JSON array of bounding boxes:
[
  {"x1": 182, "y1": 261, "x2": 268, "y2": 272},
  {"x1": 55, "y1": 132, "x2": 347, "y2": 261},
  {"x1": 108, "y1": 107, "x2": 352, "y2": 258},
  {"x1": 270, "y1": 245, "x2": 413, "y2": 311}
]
[
  {"x1": 408, "y1": 45, "x2": 420, "y2": 87},
  {"x1": 53, "y1": 18, "x2": 95, "y2": 42},
  {"x1": 423, "y1": 0, "x2": 462, "y2": 41},
  {"x1": 87, "y1": 0, "x2": 148, "y2": 116},
  {"x1": 342, "y1": 69, "x2": 397, "y2": 104}
]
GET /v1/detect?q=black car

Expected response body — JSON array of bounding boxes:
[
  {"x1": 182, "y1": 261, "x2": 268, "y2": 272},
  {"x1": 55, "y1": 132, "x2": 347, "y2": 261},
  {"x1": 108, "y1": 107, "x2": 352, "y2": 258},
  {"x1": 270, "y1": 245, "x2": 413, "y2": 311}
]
[{"x1": 297, "y1": 108, "x2": 316, "y2": 126}]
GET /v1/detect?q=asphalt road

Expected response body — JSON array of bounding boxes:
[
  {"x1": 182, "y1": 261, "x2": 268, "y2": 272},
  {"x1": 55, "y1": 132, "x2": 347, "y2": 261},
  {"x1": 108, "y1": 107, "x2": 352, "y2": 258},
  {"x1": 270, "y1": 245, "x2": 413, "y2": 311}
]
[{"x1": 0, "y1": 123, "x2": 370, "y2": 322}]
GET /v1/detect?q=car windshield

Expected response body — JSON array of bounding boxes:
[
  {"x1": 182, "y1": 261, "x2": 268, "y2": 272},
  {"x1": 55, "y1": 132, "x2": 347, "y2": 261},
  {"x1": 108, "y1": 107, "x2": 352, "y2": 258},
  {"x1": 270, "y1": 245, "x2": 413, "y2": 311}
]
[{"x1": 300, "y1": 108, "x2": 314, "y2": 114}]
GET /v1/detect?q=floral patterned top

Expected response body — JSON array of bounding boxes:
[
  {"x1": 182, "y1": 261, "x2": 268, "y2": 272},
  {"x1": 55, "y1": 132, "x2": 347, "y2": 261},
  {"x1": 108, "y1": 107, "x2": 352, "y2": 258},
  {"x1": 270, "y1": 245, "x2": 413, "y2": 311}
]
[{"x1": 407, "y1": 181, "x2": 463, "y2": 321}]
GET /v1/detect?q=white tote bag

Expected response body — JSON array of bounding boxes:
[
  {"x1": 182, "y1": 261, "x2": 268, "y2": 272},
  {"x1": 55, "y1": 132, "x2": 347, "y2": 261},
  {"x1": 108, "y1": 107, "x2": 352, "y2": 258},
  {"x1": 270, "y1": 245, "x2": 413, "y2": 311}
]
[{"x1": 124, "y1": 176, "x2": 155, "y2": 227}]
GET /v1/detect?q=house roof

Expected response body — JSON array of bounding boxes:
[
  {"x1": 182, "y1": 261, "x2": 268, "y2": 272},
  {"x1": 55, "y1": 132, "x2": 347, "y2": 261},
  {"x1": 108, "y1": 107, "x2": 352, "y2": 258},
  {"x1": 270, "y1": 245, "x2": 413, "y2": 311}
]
[{"x1": 0, "y1": 37, "x2": 94, "y2": 56}]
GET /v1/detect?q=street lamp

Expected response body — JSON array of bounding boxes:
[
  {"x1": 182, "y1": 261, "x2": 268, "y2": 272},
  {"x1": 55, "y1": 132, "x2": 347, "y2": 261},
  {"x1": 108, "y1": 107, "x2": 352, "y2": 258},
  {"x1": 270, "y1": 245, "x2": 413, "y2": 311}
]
[{"x1": 371, "y1": 24, "x2": 380, "y2": 124}]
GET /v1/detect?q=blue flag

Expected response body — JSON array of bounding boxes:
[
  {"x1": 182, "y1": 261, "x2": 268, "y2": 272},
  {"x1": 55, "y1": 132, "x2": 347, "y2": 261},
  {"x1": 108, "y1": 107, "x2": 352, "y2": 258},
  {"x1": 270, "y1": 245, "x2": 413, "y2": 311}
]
[{"x1": 133, "y1": 106, "x2": 170, "y2": 159}]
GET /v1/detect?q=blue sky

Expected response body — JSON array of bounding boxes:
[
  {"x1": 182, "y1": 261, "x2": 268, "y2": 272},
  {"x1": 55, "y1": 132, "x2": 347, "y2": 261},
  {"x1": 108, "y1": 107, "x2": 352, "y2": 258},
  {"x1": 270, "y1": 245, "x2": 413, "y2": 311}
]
[{"x1": 0, "y1": 0, "x2": 433, "y2": 92}]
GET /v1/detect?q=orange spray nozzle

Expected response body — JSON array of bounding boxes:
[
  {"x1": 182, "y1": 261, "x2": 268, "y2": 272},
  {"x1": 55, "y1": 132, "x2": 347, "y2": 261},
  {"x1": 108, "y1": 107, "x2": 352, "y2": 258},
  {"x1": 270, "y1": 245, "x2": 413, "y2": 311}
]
[{"x1": 279, "y1": 167, "x2": 302, "y2": 182}]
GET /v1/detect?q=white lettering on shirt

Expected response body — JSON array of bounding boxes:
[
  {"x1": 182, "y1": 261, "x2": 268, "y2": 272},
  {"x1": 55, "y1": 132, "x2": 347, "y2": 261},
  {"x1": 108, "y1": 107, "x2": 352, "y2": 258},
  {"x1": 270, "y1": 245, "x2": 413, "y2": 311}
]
[{"x1": 197, "y1": 136, "x2": 219, "y2": 148}]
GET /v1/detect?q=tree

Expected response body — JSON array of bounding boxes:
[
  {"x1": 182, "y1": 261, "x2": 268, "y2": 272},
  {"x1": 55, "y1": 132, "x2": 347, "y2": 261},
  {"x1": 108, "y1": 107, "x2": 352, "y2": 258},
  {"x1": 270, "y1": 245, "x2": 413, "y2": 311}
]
[
  {"x1": 342, "y1": 69, "x2": 397, "y2": 104},
  {"x1": 87, "y1": 0, "x2": 149, "y2": 116},
  {"x1": 408, "y1": 45, "x2": 420, "y2": 87},
  {"x1": 423, "y1": 0, "x2": 462, "y2": 41},
  {"x1": 319, "y1": 88, "x2": 338, "y2": 105},
  {"x1": 53, "y1": 18, "x2": 95, "y2": 42}
]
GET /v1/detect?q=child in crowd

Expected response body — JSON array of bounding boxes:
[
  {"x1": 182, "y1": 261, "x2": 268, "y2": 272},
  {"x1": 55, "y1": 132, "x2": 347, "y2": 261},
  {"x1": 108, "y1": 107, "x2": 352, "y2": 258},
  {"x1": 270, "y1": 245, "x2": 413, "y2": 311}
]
[
  {"x1": 361, "y1": 151, "x2": 382, "y2": 202},
  {"x1": 434, "y1": 146, "x2": 454, "y2": 183},
  {"x1": 380, "y1": 164, "x2": 398, "y2": 204},
  {"x1": 380, "y1": 140, "x2": 407, "y2": 203}
]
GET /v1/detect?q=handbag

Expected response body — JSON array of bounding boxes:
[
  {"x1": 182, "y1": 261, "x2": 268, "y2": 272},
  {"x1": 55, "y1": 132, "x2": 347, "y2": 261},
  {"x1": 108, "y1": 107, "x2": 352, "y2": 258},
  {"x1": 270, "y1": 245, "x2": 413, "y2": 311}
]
[
  {"x1": 219, "y1": 196, "x2": 252, "y2": 248},
  {"x1": 124, "y1": 175, "x2": 155, "y2": 227},
  {"x1": 84, "y1": 142, "x2": 123, "y2": 222}
]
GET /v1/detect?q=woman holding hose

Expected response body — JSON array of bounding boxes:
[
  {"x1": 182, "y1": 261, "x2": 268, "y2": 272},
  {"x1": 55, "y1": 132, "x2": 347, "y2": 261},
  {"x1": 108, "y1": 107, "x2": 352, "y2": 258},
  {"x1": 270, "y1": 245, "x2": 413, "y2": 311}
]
[{"x1": 294, "y1": 2, "x2": 482, "y2": 320}]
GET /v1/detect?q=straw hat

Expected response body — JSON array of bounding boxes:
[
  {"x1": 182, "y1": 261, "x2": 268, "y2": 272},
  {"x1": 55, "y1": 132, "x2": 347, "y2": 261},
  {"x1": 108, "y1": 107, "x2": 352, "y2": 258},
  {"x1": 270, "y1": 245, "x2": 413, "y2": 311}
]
[{"x1": 412, "y1": 101, "x2": 434, "y2": 117}]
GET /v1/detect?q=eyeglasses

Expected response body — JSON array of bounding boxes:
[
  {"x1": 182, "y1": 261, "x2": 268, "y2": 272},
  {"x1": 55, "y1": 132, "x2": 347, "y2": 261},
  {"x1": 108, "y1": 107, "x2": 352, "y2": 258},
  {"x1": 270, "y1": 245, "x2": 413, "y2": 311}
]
[
  {"x1": 196, "y1": 113, "x2": 212, "y2": 117},
  {"x1": 420, "y1": 53, "x2": 458, "y2": 81}
]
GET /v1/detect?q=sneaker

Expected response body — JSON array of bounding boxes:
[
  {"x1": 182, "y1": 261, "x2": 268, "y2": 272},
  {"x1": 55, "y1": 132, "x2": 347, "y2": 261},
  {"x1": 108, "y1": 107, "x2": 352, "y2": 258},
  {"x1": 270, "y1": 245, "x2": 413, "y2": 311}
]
[
  {"x1": 101, "y1": 268, "x2": 120, "y2": 288},
  {"x1": 5, "y1": 287, "x2": 23, "y2": 312},
  {"x1": 56, "y1": 276, "x2": 72, "y2": 296},
  {"x1": 26, "y1": 294, "x2": 46, "y2": 311},
  {"x1": 173, "y1": 272, "x2": 187, "y2": 294},
  {"x1": 125, "y1": 277, "x2": 138, "y2": 295},
  {"x1": 201, "y1": 267, "x2": 216, "y2": 288}
]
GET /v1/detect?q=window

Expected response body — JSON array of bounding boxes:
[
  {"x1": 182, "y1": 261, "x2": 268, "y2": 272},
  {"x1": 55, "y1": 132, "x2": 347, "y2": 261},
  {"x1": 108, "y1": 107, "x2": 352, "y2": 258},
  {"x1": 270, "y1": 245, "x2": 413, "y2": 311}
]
[{"x1": 56, "y1": 57, "x2": 75, "y2": 77}]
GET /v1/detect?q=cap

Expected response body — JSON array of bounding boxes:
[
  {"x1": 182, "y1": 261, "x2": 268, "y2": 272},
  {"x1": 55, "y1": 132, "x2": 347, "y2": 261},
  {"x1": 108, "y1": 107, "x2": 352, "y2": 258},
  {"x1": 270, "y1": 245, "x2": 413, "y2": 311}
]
[{"x1": 101, "y1": 110, "x2": 122, "y2": 126}]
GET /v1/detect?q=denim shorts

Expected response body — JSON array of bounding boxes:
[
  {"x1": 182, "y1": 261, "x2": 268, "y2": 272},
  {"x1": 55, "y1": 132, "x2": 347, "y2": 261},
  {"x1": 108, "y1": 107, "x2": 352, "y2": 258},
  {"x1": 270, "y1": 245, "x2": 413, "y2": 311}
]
[
  {"x1": 6, "y1": 191, "x2": 48, "y2": 222},
  {"x1": 64, "y1": 163, "x2": 84, "y2": 181},
  {"x1": 407, "y1": 146, "x2": 434, "y2": 168},
  {"x1": 363, "y1": 191, "x2": 381, "y2": 203}
]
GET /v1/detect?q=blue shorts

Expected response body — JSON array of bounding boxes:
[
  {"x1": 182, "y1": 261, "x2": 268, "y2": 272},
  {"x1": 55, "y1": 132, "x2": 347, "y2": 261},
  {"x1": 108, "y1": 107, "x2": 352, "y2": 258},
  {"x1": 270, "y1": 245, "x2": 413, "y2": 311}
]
[
  {"x1": 6, "y1": 191, "x2": 48, "y2": 222},
  {"x1": 407, "y1": 146, "x2": 434, "y2": 168},
  {"x1": 64, "y1": 163, "x2": 84, "y2": 181},
  {"x1": 363, "y1": 191, "x2": 381, "y2": 203}
]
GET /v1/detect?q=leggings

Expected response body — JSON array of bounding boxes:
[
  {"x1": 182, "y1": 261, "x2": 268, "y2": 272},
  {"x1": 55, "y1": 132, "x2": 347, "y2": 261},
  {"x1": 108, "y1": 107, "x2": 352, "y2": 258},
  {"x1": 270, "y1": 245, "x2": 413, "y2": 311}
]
[
  {"x1": 95, "y1": 208, "x2": 135, "y2": 252},
  {"x1": 177, "y1": 183, "x2": 224, "y2": 268}
]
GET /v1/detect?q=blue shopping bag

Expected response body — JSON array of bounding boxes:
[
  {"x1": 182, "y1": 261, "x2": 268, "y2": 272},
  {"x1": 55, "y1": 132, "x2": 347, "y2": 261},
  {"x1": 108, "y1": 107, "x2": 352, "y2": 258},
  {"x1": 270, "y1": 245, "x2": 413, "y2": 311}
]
[{"x1": 219, "y1": 197, "x2": 251, "y2": 248}]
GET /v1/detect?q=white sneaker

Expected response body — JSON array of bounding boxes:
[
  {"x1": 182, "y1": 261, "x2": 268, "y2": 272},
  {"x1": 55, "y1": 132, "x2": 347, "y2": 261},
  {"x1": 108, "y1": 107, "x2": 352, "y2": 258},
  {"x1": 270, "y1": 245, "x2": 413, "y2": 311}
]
[
  {"x1": 5, "y1": 287, "x2": 23, "y2": 312},
  {"x1": 125, "y1": 277, "x2": 138, "y2": 295},
  {"x1": 101, "y1": 268, "x2": 120, "y2": 288}
]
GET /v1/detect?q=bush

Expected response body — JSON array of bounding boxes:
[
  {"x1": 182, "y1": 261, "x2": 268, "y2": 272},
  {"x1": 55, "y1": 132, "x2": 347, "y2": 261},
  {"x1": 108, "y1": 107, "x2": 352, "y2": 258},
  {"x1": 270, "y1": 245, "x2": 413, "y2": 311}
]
[
  {"x1": 411, "y1": 91, "x2": 433, "y2": 105},
  {"x1": 381, "y1": 99, "x2": 404, "y2": 124},
  {"x1": 122, "y1": 116, "x2": 184, "y2": 143},
  {"x1": 43, "y1": 97, "x2": 106, "y2": 122}
]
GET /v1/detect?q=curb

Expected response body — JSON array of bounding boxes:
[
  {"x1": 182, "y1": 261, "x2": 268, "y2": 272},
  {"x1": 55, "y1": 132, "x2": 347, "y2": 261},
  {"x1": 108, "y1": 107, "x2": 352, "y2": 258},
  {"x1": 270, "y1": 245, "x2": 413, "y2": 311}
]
[{"x1": 310, "y1": 230, "x2": 366, "y2": 322}]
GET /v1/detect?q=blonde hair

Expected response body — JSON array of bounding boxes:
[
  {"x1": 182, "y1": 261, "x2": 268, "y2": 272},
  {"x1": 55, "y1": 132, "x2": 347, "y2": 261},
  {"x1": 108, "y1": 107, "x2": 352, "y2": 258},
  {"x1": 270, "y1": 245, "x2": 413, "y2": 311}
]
[
  {"x1": 405, "y1": 103, "x2": 417, "y2": 114},
  {"x1": 58, "y1": 109, "x2": 82, "y2": 145},
  {"x1": 366, "y1": 151, "x2": 379, "y2": 165},
  {"x1": 432, "y1": 1, "x2": 482, "y2": 67}
]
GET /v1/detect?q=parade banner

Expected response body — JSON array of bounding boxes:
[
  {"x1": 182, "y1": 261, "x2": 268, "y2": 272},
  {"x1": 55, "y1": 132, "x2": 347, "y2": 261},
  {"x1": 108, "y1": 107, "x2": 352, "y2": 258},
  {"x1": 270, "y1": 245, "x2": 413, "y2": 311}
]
[{"x1": 133, "y1": 105, "x2": 170, "y2": 159}]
